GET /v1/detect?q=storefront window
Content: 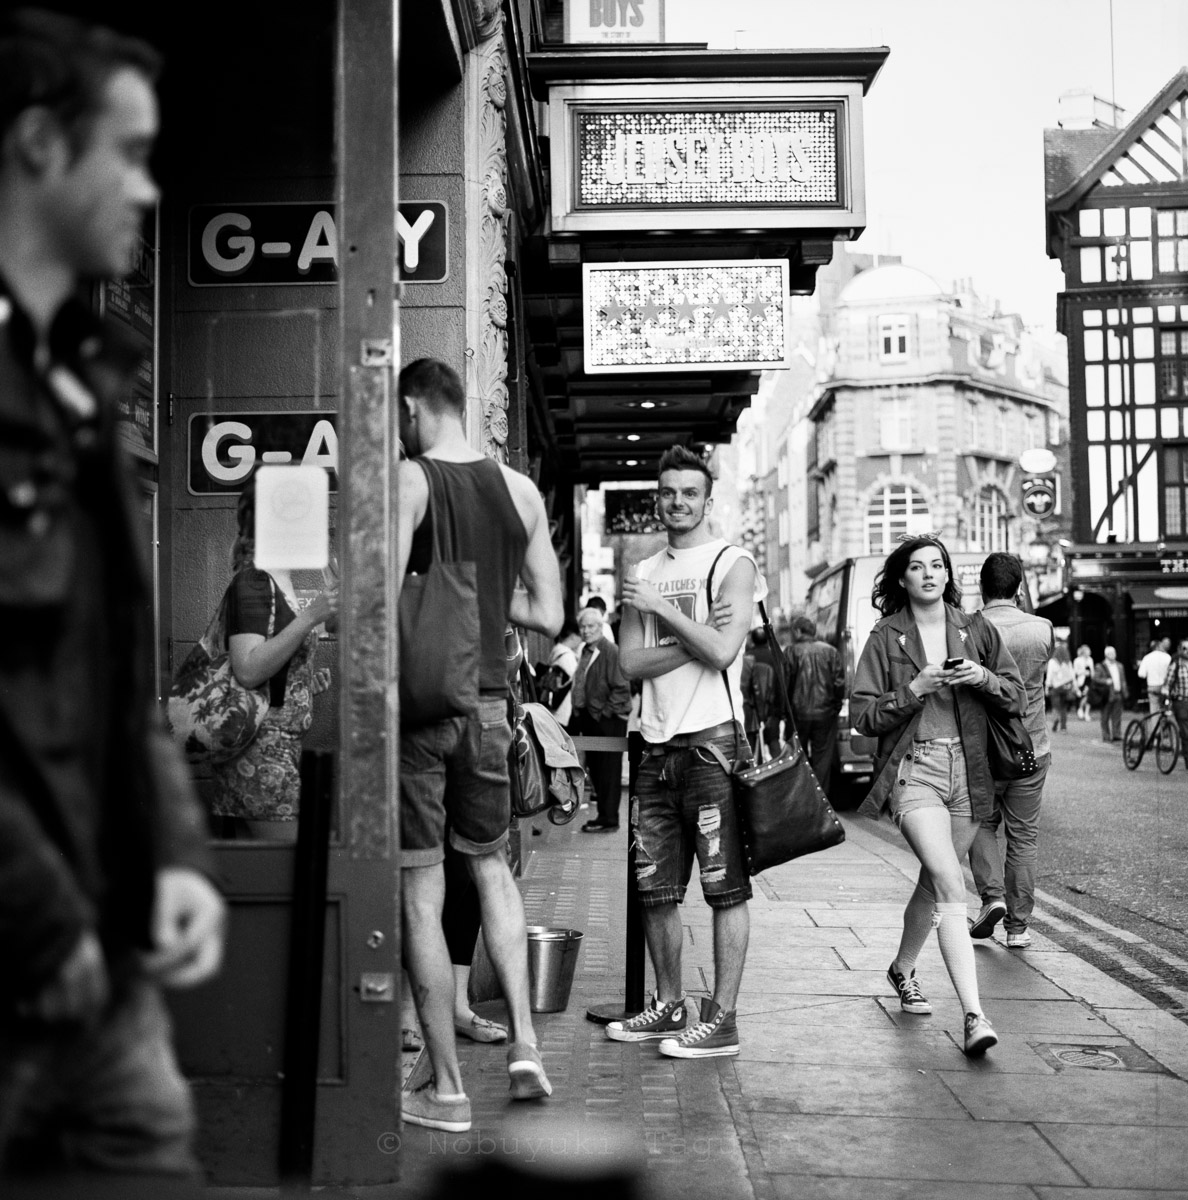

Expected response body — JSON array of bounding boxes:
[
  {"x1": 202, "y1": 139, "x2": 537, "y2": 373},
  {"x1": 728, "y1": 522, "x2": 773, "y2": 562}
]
[{"x1": 865, "y1": 483, "x2": 929, "y2": 555}]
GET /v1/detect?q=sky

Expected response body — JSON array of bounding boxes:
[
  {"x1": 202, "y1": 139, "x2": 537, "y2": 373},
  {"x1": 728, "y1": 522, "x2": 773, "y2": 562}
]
[{"x1": 666, "y1": 0, "x2": 1188, "y2": 336}]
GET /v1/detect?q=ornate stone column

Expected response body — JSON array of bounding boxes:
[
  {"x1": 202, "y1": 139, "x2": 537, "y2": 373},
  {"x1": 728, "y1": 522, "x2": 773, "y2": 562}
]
[{"x1": 465, "y1": 0, "x2": 510, "y2": 461}]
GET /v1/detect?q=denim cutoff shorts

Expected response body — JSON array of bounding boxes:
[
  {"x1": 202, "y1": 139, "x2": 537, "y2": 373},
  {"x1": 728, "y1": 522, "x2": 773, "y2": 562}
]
[
  {"x1": 400, "y1": 694, "x2": 512, "y2": 868},
  {"x1": 889, "y1": 737, "x2": 974, "y2": 828},
  {"x1": 631, "y1": 731, "x2": 752, "y2": 909}
]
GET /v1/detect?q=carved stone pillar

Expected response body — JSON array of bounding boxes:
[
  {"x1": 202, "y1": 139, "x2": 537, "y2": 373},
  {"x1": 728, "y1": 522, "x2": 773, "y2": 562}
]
[{"x1": 465, "y1": 0, "x2": 509, "y2": 462}]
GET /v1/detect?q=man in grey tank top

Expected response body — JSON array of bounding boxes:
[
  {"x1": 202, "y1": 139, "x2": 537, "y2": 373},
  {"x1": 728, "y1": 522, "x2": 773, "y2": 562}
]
[{"x1": 395, "y1": 359, "x2": 563, "y2": 1133}]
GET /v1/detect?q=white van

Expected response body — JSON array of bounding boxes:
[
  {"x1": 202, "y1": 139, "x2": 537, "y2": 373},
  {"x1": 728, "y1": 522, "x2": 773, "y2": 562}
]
[{"x1": 802, "y1": 552, "x2": 1029, "y2": 806}]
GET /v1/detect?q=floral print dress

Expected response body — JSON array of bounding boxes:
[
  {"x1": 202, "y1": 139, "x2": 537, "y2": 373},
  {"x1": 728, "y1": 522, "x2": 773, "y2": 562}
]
[{"x1": 210, "y1": 568, "x2": 318, "y2": 822}]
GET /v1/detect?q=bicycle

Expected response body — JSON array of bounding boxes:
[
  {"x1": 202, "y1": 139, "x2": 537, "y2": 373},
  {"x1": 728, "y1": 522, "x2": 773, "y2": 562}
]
[{"x1": 1122, "y1": 701, "x2": 1181, "y2": 773}]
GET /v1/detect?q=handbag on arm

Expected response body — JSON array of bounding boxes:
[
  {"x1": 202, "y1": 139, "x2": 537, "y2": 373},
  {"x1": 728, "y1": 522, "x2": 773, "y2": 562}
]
[
  {"x1": 166, "y1": 573, "x2": 276, "y2": 764},
  {"x1": 706, "y1": 550, "x2": 845, "y2": 875},
  {"x1": 398, "y1": 457, "x2": 481, "y2": 726},
  {"x1": 969, "y1": 612, "x2": 1039, "y2": 781}
]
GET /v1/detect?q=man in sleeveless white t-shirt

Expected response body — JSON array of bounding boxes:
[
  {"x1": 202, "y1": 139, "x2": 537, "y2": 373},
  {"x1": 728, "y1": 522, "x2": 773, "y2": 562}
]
[{"x1": 606, "y1": 445, "x2": 765, "y2": 1059}]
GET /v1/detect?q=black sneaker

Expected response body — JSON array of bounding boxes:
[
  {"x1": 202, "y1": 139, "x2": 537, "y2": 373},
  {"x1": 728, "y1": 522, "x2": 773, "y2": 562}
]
[
  {"x1": 606, "y1": 994, "x2": 688, "y2": 1042},
  {"x1": 887, "y1": 962, "x2": 932, "y2": 1014},
  {"x1": 657, "y1": 997, "x2": 739, "y2": 1059},
  {"x1": 969, "y1": 900, "x2": 1007, "y2": 939}
]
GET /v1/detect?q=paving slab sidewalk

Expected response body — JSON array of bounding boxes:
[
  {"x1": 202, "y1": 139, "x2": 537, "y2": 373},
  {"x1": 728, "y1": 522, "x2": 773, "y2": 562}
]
[{"x1": 393, "y1": 809, "x2": 1188, "y2": 1200}]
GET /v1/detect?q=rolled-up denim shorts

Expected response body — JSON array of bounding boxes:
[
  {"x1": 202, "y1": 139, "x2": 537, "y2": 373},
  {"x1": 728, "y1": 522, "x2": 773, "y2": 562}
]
[
  {"x1": 400, "y1": 694, "x2": 512, "y2": 867},
  {"x1": 889, "y1": 737, "x2": 973, "y2": 828},
  {"x1": 631, "y1": 731, "x2": 752, "y2": 909}
]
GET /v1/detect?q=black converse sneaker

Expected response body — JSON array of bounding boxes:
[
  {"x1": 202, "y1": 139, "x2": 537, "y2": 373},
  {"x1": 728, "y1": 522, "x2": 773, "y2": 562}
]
[
  {"x1": 887, "y1": 962, "x2": 932, "y2": 1015},
  {"x1": 657, "y1": 997, "x2": 739, "y2": 1059},
  {"x1": 606, "y1": 994, "x2": 688, "y2": 1042}
]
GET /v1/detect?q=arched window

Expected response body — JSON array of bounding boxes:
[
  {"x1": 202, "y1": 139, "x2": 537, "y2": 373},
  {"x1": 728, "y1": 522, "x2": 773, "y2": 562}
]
[
  {"x1": 865, "y1": 484, "x2": 930, "y2": 556},
  {"x1": 972, "y1": 486, "x2": 1012, "y2": 552}
]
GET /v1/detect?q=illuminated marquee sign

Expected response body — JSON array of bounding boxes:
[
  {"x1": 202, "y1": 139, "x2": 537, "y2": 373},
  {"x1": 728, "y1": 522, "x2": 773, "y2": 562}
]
[
  {"x1": 548, "y1": 82, "x2": 865, "y2": 234},
  {"x1": 583, "y1": 259, "x2": 789, "y2": 374},
  {"x1": 579, "y1": 107, "x2": 840, "y2": 208}
]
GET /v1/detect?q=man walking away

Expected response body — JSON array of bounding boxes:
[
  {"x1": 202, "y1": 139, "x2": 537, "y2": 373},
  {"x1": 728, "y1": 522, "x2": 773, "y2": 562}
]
[
  {"x1": 0, "y1": 10, "x2": 225, "y2": 1180},
  {"x1": 785, "y1": 615, "x2": 845, "y2": 796},
  {"x1": 1138, "y1": 637, "x2": 1172, "y2": 714},
  {"x1": 609, "y1": 444, "x2": 763, "y2": 1059},
  {"x1": 1163, "y1": 639, "x2": 1188, "y2": 769},
  {"x1": 1093, "y1": 646, "x2": 1128, "y2": 744},
  {"x1": 967, "y1": 553, "x2": 1054, "y2": 948},
  {"x1": 396, "y1": 359, "x2": 563, "y2": 1132}
]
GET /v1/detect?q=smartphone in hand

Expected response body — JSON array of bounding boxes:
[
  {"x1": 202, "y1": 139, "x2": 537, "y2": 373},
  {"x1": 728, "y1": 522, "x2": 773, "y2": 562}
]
[{"x1": 942, "y1": 657, "x2": 964, "y2": 670}]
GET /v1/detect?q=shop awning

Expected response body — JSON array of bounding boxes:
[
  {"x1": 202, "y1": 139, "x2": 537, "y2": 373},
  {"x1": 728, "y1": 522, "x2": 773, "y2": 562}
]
[{"x1": 1129, "y1": 584, "x2": 1188, "y2": 615}]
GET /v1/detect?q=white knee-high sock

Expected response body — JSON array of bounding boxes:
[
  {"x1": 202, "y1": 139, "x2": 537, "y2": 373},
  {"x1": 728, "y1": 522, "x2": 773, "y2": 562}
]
[
  {"x1": 894, "y1": 880, "x2": 936, "y2": 975},
  {"x1": 934, "y1": 902, "x2": 982, "y2": 1015}
]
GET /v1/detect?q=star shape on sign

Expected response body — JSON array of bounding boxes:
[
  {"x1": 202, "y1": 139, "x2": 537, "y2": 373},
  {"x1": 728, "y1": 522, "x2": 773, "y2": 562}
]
[
  {"x1": 711, "y1": 295, "x2": 735, "y2": 322},
  {"x1": 746, "y1": 295, "x2": 771, "y2": 321},
  {"x1": 640, "y1": 297, "x2": 665, "y2": 325},
  {"x1": 600, "y1": 297, "x2": 628, "y2": 324},
  {"x1": 672, "y1": 296, "x2": 698, "y2": 323}
]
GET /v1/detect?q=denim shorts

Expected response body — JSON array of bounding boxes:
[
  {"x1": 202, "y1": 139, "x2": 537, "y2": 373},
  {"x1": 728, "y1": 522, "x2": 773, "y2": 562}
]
[
  {"x1": 631, "y1": 731, "x2": 752, "y2": 909},
  {"x1": 889, "y1": 737, "x2": 974, "y2": 827},
  {"x1": 400, "y1": 694, "x2": 512, "y2": 867}
]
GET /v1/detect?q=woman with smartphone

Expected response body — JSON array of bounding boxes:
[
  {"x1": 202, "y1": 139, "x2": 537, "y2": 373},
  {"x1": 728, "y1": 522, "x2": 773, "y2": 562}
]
[{"x1": 851, "y1": 536, "x2": 1025, "y2": 1056}]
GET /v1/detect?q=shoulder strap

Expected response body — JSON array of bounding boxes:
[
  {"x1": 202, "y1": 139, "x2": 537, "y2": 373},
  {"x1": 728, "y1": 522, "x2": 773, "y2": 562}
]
[{"x1": 416, "y1": 457, "x2": 451, "y2": 563}]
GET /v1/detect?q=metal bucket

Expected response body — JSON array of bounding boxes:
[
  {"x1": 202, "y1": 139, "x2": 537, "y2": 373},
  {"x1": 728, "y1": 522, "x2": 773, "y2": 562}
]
[{"x1": 525, "y1": 926, "x2": 584, "y2": 1012}]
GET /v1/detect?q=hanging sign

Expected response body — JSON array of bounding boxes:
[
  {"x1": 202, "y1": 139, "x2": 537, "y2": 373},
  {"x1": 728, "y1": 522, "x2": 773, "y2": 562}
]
[
  {"x1": 564, "y1": 0, "x2": 664, "y2": 43},
  {"x1": 547, "y1": 82, "x2": 865, "y2": 234},
  {"x1": 187, "y1": 202, "x2": 448, "y2": 286},
  {"x1": 583, "y1": 259, "x2": 790, "y2": 374}
]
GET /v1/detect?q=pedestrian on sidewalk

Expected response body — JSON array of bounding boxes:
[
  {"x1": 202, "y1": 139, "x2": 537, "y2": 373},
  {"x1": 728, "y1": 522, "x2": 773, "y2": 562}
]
[
  {"x1": 1073, "y1": 643, "x2": 1095, "y2": 721},
  {"x1": 1046, "y1": 640, "x2": 1076, "y2": 733},
  {"x1": 608, "y1": 444, "x2": 763, "y2": 1059},
  {"x1": 852, "y1": 535, "x2": 1026, "y2": 1056},
  {"x1": 785, "y1": 614, "x2": 845, "y2": 795},
  {"x1": 396, "y1": 358, "x2": 563, "y2": 1132},
  {"x1": 1093, "y1": 646, "x2": 1128, "y2": 743},
  {"x1": 1162, "y1": 638, "x2": 1188, "y2": 768},
  {"x1": 967, "y1": 553, "x2": 1055, "y2": 950},
  {"x1": 569, "y1": 606, "x2": 632, "y2": 831},
  {"x1": 1138, "y1": 636, "x2": 1172, "y2": 713},
  {"x1": 0, "y1": 10, "x2": 225, "y2": 1178}
]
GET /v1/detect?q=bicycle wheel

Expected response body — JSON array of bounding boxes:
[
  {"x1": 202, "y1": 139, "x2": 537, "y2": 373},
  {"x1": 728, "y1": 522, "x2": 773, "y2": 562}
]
[
  {"x1": 1122, "y1": 719, "x2": 1145, "y2": 770},
  {"x1": 1156, "y1": 717, "x2": 1180, "y2": 774}
]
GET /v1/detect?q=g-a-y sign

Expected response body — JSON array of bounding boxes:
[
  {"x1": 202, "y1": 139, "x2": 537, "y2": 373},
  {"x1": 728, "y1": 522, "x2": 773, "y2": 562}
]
[
  {"x1": 189, "y1": 412, "x2": 338, "y2": 495},
  {"x1": 187, "y1": 202, "x2": 448, "y2": 285}
]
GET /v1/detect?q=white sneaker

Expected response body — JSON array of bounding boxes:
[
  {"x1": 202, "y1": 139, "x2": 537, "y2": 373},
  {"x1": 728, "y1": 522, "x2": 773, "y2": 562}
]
[{"x1": 1006, "y1": 929, "x2": 1032, "y2": 948}]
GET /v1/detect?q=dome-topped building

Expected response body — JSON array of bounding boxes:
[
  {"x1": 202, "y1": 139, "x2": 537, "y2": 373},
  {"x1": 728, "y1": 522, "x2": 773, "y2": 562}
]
[
  {"x1": 805, "y1": 255, "x2": 1068, "y2": 570},
  {"x1": 837, "y1": 263, "x2": 945, "y2": 305}
]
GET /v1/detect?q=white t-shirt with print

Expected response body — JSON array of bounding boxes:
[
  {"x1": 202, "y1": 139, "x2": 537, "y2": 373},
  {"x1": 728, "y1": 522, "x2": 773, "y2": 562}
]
[{"x1": 634, "y1": 539, "x2": 766, "y2": 743}]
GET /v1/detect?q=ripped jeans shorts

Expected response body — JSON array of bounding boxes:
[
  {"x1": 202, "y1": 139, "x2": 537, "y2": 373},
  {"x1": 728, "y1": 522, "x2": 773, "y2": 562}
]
[{"x1": 631, "y1": 732, "x2": 752, "y2": 910}]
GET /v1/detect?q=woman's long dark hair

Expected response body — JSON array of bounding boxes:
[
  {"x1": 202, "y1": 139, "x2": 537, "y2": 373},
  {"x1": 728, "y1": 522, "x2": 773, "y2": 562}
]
[
  {"x1": 231, "y1": 477, "x2": 255, "y2": 573},
  {"x1": 871, "y1": 536, "x2": 962, "y2": 616}
]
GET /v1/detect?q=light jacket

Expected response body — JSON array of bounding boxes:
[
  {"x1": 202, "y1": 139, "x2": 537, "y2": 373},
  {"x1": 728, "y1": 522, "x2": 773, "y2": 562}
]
[{"x1": 851, "y1": 603, "x2": 1026, "y2": 821}]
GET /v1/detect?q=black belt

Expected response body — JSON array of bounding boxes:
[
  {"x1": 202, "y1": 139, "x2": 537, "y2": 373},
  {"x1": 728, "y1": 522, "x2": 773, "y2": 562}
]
[{"x1": 651, "y1": 720, "x2": 740, "y2": 750}]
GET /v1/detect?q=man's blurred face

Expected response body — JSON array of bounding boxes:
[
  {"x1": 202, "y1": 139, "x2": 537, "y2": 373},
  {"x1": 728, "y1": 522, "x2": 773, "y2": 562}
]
[
  {"x1": 578, "y1": 613, "x2": 603, "y2": 645},
  {"x1": 44, "y1": 68, "x2": 160, "y2": 280}
]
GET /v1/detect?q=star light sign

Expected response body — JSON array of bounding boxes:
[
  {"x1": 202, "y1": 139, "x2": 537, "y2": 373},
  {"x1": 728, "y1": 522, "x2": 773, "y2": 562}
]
[{"x1": 583, "y1": 260, "x2": 791, "y2": 375}]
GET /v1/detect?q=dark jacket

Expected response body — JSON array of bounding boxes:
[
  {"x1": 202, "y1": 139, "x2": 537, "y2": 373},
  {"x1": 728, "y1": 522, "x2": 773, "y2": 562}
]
[
  {"x1": 0, "y1": 283, "x2": 211, "y2": 1006},
  {"x1": 572, "y1": 636, "x2": 632, "y2": 722},
  {"x1": 1092, "y1": 659, "x2": 1129, "y2": 702},
  {"x1": 851, "y1": 603, "x2": 1026, "y2": 821},
  {"x1": 786, "y1": 637, "x2": 845, "y2": 718}
]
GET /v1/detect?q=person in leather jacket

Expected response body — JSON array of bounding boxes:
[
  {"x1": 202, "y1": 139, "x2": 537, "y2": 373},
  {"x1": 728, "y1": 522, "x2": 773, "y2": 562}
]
[
  {"x1": 785, "y1": 614, "x2": 845, "y2": 793},
  {"x1": 0, "y1": 10, "x2": 224, "y2": 1178}
]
